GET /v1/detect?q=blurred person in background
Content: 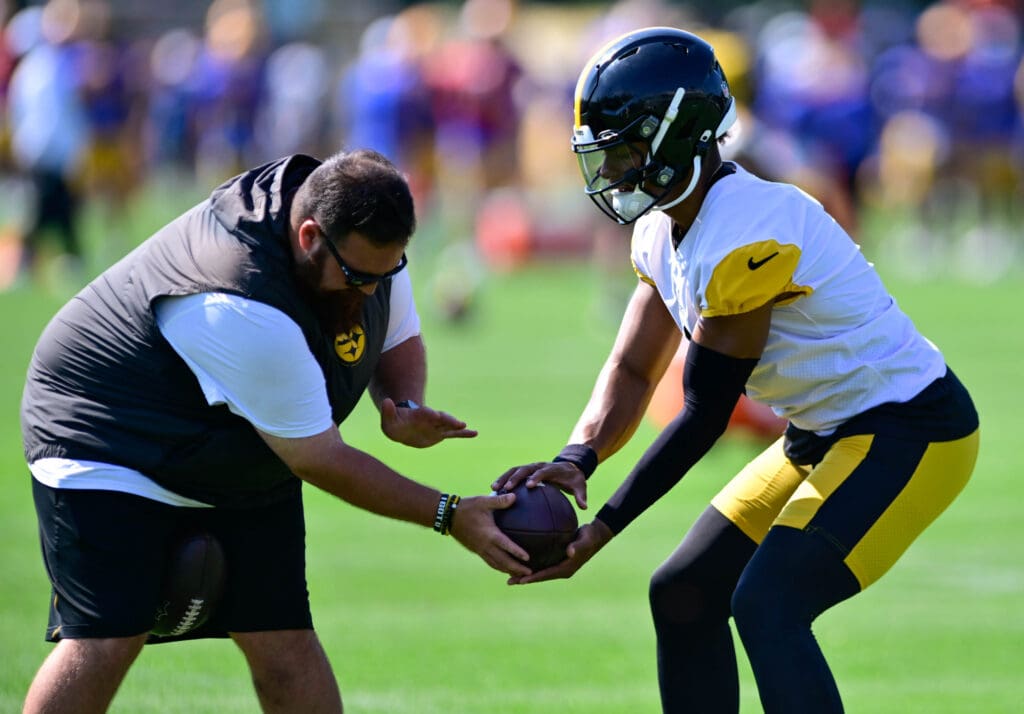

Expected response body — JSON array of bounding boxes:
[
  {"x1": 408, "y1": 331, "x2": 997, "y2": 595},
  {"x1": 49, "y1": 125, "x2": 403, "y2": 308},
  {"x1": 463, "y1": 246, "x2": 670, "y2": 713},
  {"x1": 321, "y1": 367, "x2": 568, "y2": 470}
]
[
  {"x1": 6, "y1": 0, "x2": 90, "y2": 286},
  {"x1": 759, "y1": 3, "x2": 875, "y2": 195},
  {"x1": 76, "y1": 0, "x2": 148, "y2": 264},
  {"x1": 495, "y1": 27, "x2": 980, "y2": 713},
  {"x1": 0, "y1": 0, "x2": 16, "y2": 98},
  {"x1": 424, "y1": 0, "x2": 524, "y2": 197},
  {"x1": 143, "y1": 26, "x2": 202, "y2": 182},
  {"x1": 0, "y1": 0, "x2": 24, "y2": 287},
  {"x1": 0, "y1": 0, "x2": 19, "y2": 150},
  {"x1": 189, "y1": 0, "x2": 268, "y2": 183},
  {"x1": 256, "y1": 39, "x2": 330, "y2": 160},
  {"x1": 422, "y1": 0, "x2": 526, "y2": 266},
  {"x1": 21, "y1": 149, "x2": 530, "y2": 713},
  {"x1": 334, "y1": 9, "x2": 437, "y2": 210},
  {"x1": 912, "y1": 0, "x2": 1020, "y2": 278},
  {"x1": 746, "y1": 1, "x2": 871, "y2": 236}
]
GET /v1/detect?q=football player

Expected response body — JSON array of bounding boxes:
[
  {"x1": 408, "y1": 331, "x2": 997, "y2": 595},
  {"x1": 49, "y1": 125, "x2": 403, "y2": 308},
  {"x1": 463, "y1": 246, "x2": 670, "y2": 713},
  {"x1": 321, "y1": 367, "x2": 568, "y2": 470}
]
[{"x1": 495, "y1": 27, "x2": 980, "y2": 713}]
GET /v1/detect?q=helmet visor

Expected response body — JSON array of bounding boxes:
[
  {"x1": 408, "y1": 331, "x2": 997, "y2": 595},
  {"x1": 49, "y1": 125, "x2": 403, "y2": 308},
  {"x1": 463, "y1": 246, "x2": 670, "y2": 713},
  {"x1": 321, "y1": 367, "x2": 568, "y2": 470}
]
[
  {"x1": 572, "y1": 123, "x2": 645, "y2": 195},
  {"x1": 572, "y1": 123, "x2": 664, "y2": 223}
]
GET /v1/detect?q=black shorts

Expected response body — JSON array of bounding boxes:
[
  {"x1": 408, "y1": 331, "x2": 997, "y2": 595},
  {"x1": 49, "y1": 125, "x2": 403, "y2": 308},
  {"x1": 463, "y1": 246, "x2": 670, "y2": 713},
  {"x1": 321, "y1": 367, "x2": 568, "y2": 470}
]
[{"x1": 31, "y1": 478, "x2": 313, "y2": 643}]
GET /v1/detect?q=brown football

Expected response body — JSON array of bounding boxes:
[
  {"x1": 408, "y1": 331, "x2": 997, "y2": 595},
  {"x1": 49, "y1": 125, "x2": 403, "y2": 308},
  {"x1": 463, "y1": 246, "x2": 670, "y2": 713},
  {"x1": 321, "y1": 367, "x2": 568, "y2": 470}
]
[
  {"x1": 150, "y1": 530, "x2": 226, "y2": 638},
  {"x1": 494, "y1": 483, "x2": 578, "y2": 570}
]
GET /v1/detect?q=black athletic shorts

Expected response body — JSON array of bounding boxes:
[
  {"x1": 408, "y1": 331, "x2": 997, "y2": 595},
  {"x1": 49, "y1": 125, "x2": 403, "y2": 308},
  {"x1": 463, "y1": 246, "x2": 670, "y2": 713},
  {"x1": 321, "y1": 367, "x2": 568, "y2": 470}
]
[{"x1": 31, "y1": 478, "x2": 313, "y2": 644}]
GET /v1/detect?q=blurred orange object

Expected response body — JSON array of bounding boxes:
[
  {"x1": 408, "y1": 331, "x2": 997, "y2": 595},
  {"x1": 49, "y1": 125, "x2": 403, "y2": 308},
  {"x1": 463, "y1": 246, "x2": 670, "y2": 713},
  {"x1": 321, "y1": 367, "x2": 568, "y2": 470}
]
[{"x1": 474, "y1": 188, "x2": 533, "y2": 269}]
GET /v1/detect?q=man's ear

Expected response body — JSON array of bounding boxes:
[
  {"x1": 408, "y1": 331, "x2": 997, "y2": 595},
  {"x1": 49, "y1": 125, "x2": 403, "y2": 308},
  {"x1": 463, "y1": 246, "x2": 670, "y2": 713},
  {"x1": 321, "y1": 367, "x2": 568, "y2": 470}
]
[{"x1": 297, "y1": 219, "x2": 319, "y2": 251}]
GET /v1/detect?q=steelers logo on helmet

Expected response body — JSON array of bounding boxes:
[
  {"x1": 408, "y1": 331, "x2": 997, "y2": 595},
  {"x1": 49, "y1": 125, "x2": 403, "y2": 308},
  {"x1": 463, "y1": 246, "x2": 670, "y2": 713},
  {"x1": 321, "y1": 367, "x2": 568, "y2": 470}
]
[
  {"x1": 335, "y1": 325, "x2": 366, "y2": 364},
  {"x1": 571, "y1": 27, "x2": 738, "y2": 224}
]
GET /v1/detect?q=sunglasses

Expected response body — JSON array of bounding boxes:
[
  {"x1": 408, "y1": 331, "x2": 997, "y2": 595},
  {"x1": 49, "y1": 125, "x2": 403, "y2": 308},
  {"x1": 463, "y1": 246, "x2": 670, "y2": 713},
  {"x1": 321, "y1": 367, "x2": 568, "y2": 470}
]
[{"x1": 320, "y1": 234, "x2": 408, "y2": 287}]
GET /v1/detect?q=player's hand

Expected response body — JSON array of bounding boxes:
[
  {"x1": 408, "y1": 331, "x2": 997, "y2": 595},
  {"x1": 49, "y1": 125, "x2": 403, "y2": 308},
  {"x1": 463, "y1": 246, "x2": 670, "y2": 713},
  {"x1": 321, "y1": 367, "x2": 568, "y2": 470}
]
[
  {"x1": 507, "y1": 518, "x2": 613, "y2": 585},
  {"x1": 491, "y1": 461, "x2": 588, "y2": 509},
  {"x1": 449, "y1": 493, "x2": 532, "y2": 578},
  {"x1": 380, "y1": 398, "x2": 478, "y2": 448}
]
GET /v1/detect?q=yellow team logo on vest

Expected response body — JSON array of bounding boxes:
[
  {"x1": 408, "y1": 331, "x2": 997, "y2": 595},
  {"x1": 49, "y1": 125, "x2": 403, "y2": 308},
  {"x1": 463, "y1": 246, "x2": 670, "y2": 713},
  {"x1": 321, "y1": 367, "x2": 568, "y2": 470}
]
[{"x1": 335, "y1": 325, "x2": 365, "y2": 364}]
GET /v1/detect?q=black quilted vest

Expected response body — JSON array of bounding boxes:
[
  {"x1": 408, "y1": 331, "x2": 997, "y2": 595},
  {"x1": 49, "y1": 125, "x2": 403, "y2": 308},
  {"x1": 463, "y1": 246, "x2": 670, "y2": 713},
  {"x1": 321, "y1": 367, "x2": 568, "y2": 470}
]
[{"x1": 21, "y1": 155, "x2": 392, "y2": 507}]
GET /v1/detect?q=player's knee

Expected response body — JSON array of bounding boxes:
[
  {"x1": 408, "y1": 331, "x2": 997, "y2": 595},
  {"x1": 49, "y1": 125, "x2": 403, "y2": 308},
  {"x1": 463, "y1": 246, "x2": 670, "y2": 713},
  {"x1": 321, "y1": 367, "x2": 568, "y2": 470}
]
[
  {"x1": 239, "y1": 630, "x2": 339, "y2": 707},
  {"x1": 250, "y1": 663, "x2": 296, "y2": 702},
  {"x1": 249, "y1": 654, "x2": 321, "y2": 705},
  {"x1": 732, "y1": 564, "x2": 812, "y2": 649},
  {"x1": 730, "y1": 569, "x2": 779, "y2": 641},
  {"x1": 649, "y1": 566, "x2": 724, "y2": 628},
  {"x1": 732, "y1": 528, "x2": 861, "y2": 642}
]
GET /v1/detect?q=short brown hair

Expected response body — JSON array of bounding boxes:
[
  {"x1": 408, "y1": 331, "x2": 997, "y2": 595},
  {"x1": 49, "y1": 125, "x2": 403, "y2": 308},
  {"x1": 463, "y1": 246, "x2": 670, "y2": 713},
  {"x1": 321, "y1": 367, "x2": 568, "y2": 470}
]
[{"x1": 293, "y1": 149, "x2": 415, "y2": 247}]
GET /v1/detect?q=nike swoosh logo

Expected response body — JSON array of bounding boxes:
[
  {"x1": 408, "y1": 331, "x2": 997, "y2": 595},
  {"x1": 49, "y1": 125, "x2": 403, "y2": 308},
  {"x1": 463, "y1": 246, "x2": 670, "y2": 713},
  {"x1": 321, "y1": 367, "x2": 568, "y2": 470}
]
[{"x1": 747, "y1": 252, "x2": 780, "y2": 270}]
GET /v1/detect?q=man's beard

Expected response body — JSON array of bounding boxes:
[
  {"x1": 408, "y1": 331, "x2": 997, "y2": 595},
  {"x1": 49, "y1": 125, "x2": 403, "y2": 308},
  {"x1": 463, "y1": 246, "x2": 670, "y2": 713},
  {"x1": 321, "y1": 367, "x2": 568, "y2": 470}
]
[{"x1": 293, "y1": 250, "x2": 366, "y2": 335}]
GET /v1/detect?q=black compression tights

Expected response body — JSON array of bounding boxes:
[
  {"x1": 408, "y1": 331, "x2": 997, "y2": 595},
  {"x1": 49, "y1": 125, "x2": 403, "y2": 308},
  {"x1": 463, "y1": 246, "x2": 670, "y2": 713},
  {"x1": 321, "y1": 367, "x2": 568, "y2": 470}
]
[{"x1": 649, "y1": 507, "x2": 861, "y2": 714}]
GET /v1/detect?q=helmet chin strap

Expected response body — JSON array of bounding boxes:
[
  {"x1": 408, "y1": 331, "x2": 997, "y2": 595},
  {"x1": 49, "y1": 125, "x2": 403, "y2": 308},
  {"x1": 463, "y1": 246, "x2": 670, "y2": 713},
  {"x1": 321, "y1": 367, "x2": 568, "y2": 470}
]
[
  {"x1": 611, "y1": 93, "x2": 736, "y2": 222},
  {"x1": 654, "y1": 96, "x2": 737, "y2": 214},
  {"x1": 611, "y1": 87, "x2": 691, "y2": 222},
  {"x1": 655, "y1": 154, "x2": 702, "y2": 212},
  {"x1": 611, "y1": 154, "x2": 700, "y2": 222}
]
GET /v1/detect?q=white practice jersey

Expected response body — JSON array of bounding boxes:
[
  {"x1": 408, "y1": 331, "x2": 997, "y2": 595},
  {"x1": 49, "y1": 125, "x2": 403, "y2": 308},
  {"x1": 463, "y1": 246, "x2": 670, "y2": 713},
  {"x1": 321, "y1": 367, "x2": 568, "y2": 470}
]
[{"x1": 631, "y1": 165, "x2": 945, "y2": 434}]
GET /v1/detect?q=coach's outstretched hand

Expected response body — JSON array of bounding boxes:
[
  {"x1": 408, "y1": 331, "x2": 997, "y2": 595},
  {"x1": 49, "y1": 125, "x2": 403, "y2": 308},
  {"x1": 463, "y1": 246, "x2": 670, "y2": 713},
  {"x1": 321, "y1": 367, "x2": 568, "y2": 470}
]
[
  {"x1": 380, "y1": 398, "x2": 478, "y2": 448},
  {"x1": 507, "y1": 518, "x2": 614, "y2": 585},
  {"x1": 450, "y1": 493, "x2": 533, "y2": 578}
]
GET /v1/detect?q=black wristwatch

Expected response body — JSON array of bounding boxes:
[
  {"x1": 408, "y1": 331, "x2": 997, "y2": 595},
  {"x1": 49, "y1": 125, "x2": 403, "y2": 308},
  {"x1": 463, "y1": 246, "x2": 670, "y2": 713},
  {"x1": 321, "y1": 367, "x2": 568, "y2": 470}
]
[{"x1": 395, "y1": 400, "x2": 419, "y2": 409}]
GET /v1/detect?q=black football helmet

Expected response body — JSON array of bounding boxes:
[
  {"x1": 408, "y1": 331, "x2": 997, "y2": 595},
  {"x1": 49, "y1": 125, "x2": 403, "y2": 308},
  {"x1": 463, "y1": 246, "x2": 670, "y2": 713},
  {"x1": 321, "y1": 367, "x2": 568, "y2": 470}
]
[{"x1": 572, "y1": 27, "x2": 736, "y2": 224}]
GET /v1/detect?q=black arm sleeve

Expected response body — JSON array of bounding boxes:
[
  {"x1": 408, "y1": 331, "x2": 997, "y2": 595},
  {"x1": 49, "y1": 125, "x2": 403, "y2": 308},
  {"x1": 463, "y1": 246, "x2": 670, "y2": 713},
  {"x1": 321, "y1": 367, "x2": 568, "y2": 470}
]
[{"x1": 594, "y1": 342, "x2": 759, "y2": 534}]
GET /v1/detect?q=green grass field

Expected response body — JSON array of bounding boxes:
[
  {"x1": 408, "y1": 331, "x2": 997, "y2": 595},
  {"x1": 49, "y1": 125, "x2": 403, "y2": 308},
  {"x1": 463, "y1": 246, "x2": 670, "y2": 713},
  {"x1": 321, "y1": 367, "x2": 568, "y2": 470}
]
[{"x1": 0, "y1": 219, "x2": 1021, "y2": 712}]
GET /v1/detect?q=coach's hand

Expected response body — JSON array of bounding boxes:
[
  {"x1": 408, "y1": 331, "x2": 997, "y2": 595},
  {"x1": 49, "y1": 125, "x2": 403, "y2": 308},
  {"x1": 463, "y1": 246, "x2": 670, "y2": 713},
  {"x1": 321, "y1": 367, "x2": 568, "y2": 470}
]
[
  {"x1": 507, "y1": 518, "x2": 613, "y2": 585},
  {"x1": 380, "y1": 398, "x2": 478, "y2": 448},
  {"x1": 450, "y1": 493, "x2": 532, "y2": 578},
  {"x1": 492, "y1": 461, "x2": 588, "y2": 509}
]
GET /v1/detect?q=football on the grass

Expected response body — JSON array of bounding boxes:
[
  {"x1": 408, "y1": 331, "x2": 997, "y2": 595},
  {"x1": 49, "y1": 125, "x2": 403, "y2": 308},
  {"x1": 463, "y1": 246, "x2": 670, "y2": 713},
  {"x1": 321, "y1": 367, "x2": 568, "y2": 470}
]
[
  {"x1": 151, "y1": 530, "x2": 226, "y2": 637},
  {"x1": 494, "y1": 483, "x2": 578, "y2": 570}
]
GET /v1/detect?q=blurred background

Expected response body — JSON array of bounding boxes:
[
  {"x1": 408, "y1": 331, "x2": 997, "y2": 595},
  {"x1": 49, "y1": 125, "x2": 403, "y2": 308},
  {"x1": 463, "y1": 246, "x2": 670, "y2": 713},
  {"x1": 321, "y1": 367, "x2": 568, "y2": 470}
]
[
  {"x1": 1, "y1": 5, "x2": 1021, "y2": 711},
  {"x1": 0, "y1": 0, "x2": 1020, "y2": 300}
]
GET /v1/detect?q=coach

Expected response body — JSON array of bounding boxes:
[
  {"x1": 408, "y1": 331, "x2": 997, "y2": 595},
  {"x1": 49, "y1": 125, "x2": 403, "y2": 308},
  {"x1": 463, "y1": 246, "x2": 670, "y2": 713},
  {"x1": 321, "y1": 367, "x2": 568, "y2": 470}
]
[{"x1": 20, "y1": 149, "x2": 529, "y2": 713}]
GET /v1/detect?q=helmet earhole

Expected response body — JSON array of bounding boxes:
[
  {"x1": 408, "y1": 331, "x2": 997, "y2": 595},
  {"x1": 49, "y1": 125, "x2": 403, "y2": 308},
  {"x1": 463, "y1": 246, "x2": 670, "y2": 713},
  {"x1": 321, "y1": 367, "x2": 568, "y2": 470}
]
[{"x1": 699, "y1": 130, "x2": 712, "y2": 142}]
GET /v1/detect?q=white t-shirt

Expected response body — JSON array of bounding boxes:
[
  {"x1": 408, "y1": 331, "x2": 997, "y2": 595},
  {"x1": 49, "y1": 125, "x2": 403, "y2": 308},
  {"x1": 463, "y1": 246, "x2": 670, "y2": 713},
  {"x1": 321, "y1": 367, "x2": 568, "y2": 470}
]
[
  {"x1": 29, "y1": 269, "x2": 421, "y2": 505},
  {"x1": 631, "y1": 165, "x2": 945, "y2": 434}
]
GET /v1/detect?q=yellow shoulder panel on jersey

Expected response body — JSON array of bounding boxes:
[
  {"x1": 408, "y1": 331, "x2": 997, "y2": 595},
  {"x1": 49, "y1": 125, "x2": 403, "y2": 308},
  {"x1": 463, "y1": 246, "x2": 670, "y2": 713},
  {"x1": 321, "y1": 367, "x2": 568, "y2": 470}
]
[
  {"x1": 703, "y1": 240, "x2": 811, "y2": 316},
  {"x1": 631, "y1": 258, "x2": 657, "y2": 287}
]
